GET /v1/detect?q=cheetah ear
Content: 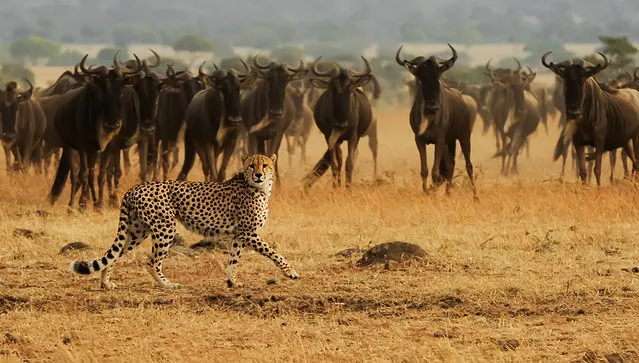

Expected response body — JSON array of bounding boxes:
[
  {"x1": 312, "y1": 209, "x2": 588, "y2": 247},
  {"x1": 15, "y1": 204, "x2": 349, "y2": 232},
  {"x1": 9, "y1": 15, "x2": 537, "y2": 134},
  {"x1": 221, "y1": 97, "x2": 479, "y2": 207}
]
[{"x1": 269, "y1": 154, "x2": 277, "y2": 163}]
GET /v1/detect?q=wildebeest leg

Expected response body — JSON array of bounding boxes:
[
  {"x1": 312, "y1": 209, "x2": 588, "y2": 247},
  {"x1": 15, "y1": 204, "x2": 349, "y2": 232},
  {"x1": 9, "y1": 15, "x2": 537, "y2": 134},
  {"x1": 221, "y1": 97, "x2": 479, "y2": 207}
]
[
  {"x1": 631, "y1": 137, "x2": 639, "y2": 179},
  {"x1": 3, "y1": 145, "x2": 13, "y2": 173},
  {"x1": 137, "y1": 137, "x2": 149, "y2": 183},
  {"x1": 178, "y1": 130, "x2": 196, "y2": 181},
  {"x1": 620, "y1": 148, "x2": 630, "y2": 179},
  {"x1": 77, "y1": 151, "x2": 90, "y2": 212},
  {"x1": 609, "y1": 150, "x2": 617, "y2": 184},
  {"x1": 122, "y1": 147, "x2": 131, "y2": 176},
  {"x1": 459, "y1": 137, "x2": 478, "y2": 200},
  {"x1": 593, "y1": 144, "x2": 604, "y2": 187},
  {"x1": 575, "y1": 145, "x2": 587, "y2": 184},
  {"x1": 87, "y1": 150, "x2": 99, "y2": 210},
  {"x1": 524, "y1": 139, "x2": 530, "y2": 159},
  {"x1": 110, "y1": 146, "x2": 123, "y2": 208},
  {"x1": 444, "y1": 142, "x2": 456, "y2": 196},
  {"x1": 267, "y1": 136, "x2": 284, "y2": 187},
  {"x1": 32, "y1": 143, "x2": 43, "y2": 175},
  {"x1": 330, "y1": 145, "x2": 343, "y2": 189},
  {"x1": 415, "y1": 136, "x2": 428, "y2": 193},
  {"x1": 170, "y1": 147, "x2": 179, "y2": 171},
  {"x1": 367, "y1": 121, "x2": 379, "y2": 179},
  {"x1": 493, "y1": 126, "x2": 501, "y2": 154},
  {"x1": 194, "y1": 142, "x2": 212, "y2": 182},
  {"x1": 218, "y1": 139, "x2": 238, "y2": 183},
  {"x1": 345, "y1": 138, "x2": 361, "y2": 189},
  {"x1": 148, "y1": 135, "x2": 159, "y2": 182},
  {"x1": 285, "y1": 135, "x2": 294, "y2": 168},
  {"x1": 97, "y1": 144, "x2": 112, "y2": 210},
  {"x1": 431, "y1": 137, "x2": 447, "y2": 188}
]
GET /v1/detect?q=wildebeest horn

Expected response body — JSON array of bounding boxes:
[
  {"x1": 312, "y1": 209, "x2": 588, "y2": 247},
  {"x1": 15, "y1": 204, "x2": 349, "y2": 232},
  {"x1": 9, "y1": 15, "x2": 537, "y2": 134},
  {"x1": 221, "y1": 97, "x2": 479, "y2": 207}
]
[
  {"x1": 513, "y1": 57, "x2": 522, "y2": 73},
  {"x1": 147, "y1": 48, "x2": 161, "y2": 68},
  {"x1": 442, "y1": 43, "x2": 457, "y2": 69},
  {"x1": 73, "y1": 63, "x2": 80, "y2": 75},
  {"x1": 351, "y1": 56, "x2": 372, "y2": 78},
  {"x1": 198, "y1": 61, "x2": 208, "y2": 78},
  {"x1": 286, "y1": 60, "x2": 305, "y2": 73},
  {"x1": 22, "y1": 78, "x2": 33, "y2": 94},
  {"x1": 213, "y1": 63, "x2": 220, "y2": 71},
  {"x1": 594, "y1": 52, "x2": 609, "y2": 71},
  {"x1": 541, "y1": 52, "x2": 554, "y2": 69},
  {"x1": 121, "y1": 54, "x2": 143, "y2": 75},
  {"x1": 311, "y1": 56, "x2": 332, "y2": 77},
  {"x1": 79, "y1": 54, "x2": 102, "y2": 75},
  {"x1": 113, "y1": 49, "x2": 121, "y2": 69},
  {"x1": 237, "y1": 59, "x2": 252, "y2": 78},
  {"x1": 395, "y1": 45, "x2": 409, "y2": 67},
  {"x1": 253, "y1": 55, "x2": 275, "y2": 70}
]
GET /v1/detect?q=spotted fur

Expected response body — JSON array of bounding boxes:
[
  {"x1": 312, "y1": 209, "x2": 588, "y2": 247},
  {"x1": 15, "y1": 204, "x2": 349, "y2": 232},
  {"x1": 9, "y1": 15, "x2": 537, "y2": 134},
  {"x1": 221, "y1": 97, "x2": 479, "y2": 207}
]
[{"x1": 68, "y1": 153, "x2": 298, "y2": 289}]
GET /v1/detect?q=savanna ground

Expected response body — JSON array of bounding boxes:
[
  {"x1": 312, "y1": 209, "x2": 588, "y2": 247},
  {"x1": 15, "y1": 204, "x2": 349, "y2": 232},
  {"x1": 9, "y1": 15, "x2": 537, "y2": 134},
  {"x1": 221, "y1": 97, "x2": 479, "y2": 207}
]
[{"x1": 2, "y1": 91, "x2": 639, "y2": 362}]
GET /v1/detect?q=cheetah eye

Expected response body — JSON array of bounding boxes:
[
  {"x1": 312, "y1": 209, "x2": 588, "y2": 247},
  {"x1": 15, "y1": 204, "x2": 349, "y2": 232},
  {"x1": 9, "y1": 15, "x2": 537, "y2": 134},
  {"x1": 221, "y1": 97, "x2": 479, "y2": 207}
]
[
  {"x1": 249, "y1": 164, "x2": 255, "y2": 169},
  {"x1": 262, "y1": 164, "x2": 268, "y2": 168}
]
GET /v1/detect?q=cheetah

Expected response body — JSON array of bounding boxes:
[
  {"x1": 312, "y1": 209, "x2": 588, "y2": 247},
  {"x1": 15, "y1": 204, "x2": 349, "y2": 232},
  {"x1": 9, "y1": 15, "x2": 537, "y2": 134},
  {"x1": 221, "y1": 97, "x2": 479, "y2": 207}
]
[{"x1": 68, "y1": 154, "x2": 299, "y2": 289}]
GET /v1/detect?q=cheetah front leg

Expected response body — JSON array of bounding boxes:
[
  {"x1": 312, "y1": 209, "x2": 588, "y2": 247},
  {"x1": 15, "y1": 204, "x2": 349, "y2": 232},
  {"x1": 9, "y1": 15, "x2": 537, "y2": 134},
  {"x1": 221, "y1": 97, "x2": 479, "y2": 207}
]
[{"x1": 225, "y1": 233, "x2": 299, "y2": 288}]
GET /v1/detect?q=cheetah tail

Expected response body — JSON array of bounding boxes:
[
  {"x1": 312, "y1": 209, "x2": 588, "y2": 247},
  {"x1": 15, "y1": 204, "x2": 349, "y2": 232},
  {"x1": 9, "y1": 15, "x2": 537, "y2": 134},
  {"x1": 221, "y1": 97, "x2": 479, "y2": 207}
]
[{"x1": 69, "y1": 244, "x2": 122, "y2": 275}]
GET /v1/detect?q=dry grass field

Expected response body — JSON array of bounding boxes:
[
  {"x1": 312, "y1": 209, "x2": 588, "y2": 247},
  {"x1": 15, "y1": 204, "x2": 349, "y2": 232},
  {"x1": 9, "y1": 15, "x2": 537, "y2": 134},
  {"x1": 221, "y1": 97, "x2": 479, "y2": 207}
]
[{"x1": 2, "y1": 99, "x2": 639, "y2": 362}]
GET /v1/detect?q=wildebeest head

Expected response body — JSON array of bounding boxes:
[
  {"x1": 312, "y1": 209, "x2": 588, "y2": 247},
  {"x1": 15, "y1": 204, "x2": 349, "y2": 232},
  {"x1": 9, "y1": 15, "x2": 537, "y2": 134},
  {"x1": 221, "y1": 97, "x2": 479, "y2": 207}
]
[
  {"x1": 395, "y1": 43, "x2": 457, "y2": 120},
  {"x1": 199, "y1": 60, "x2": 257, "y2": 126},
  {"x1": 487, "y1": 59, "x2": 535, "y2": 116},
  {"x1": 122, "y1": 48, "x2": 163, "y2": 133},
  {"x1": 0, "y1": 79, "x2": 33, "y2": 145},
  {"x1": 542, "y1": 51, "x2": 609, "y2": 119},
  {"x1": 79, "y1": 50, "x2": 144, "y2": 130},
  {"x1": 288, "y1": 80, "x2": 309, "y2": 120},
  {"x1": 309, "y1": 56, "x2": 373, "y2": 128},
  {"x1": 252, "y1": 56, "x2": 308, "y2": 119}
]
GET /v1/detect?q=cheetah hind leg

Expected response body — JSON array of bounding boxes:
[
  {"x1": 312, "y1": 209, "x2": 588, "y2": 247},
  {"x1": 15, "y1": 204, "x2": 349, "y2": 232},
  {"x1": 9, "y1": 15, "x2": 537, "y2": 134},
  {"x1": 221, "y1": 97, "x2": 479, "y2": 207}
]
[{"x1": 145, "y1": 223, "x2": 182, "y2": 289}]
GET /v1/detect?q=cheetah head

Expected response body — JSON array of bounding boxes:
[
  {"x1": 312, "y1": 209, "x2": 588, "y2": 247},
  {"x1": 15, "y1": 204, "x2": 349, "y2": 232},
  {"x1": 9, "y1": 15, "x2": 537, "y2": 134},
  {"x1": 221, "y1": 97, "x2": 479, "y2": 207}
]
[{"x1": 243, "y1": 154, "x2": 277, "y2": 190}]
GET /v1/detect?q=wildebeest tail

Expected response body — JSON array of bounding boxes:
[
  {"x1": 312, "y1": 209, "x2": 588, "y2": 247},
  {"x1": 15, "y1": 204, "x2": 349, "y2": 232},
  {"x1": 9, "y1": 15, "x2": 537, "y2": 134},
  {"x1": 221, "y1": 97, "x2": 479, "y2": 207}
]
[
  {"x1": 49, "y1": 146, "x2": 71, "y2": 205},
  {"x1": 553, "y1": 121, "x2": 577, "y2": 161},
  {"x1": 177, "y1": 129, "x2": 196, "y2": 181},
  {"x1": 303, "y1": 149, "x2": 331, "y2": 182},
  {"x1": 69, "y1": 200, "x2": 130, "y2": 275}
]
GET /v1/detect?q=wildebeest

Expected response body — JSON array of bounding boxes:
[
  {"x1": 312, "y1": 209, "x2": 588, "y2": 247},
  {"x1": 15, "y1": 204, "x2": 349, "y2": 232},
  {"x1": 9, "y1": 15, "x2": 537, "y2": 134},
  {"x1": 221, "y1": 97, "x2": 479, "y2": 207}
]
[
  {"x1": 96, "y1": 51, "x2": 164, "y2": 208},
  {"x1": 544, "y1": 52, "x2": 639, "y2": 185},
  {"x1": 489, "y1": 65, "x2": 541, "y2": 176},
  {"x1": 394, "y1": 44, "x2": 478, "y2": 198},
  {"x1": 0, "y1": 80, "x2": 46, "y2": 174},
  {"x1": 160, "y1": 65, "x2": 206, "y2": 180},
  {"x1": 302, "y1": 56, "x2": 375, "y2": 190},
  {"x1": 241, "y1": 57, "x2": 308, "y2": 185},
  {"x1": 49, "y1": 53, "x2": 143, "y2": 211},
  {"x1": 177, "y1": 61, "x2": 257, "y2": 182},
  {"x1": 284, "y1": 81, "x2": 314, "y2": 167}
]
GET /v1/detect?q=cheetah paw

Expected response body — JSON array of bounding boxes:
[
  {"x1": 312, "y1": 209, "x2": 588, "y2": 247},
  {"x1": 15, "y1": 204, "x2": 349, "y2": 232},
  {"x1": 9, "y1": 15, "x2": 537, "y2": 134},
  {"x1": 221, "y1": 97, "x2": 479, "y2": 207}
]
[
  {"x1": 285, "y1": 269, "x2": 300, "y2": 280},
  {"x1": 101, "y1": 281, "x2": 118, "y2": 290},
  {"x1": 161, "y1": 282, "x2": 182, "y2": 289}
]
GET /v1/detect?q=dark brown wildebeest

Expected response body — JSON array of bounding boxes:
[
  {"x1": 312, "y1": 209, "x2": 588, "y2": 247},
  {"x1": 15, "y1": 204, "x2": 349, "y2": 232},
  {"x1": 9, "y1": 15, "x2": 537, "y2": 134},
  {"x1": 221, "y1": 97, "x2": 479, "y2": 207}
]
[
  {"x1": 489, "y1": 66, "x2": 541, "y2": 176},
  {"x1": 302, "y1": 56, "x2": 375, "y2": 190},
  {"x1": 159, "y1": 65, "x2": 206, "y2": 180},
  {"x1": 36, "y1": 66, "x2": 88, "y2": 175},
  {"x1": 0, "y1": 80, "x2": 46, "y2": 174},
  {"x1": 395, "y1": 44, "x2": 478, "y2": 198},
  {"x1": 284, "y1": 81, "x2": 314, "y2": 167},
  {"x1": 49, "y1": 53, "x2": 143, "y2": 211},
  {"x1": 241, "y1": 57, "x2": 308, "y2": 185},
  {"x1": 177, "y1": 61, "x2": 257, "y2": 182},
  {"x1": 95, "y1": 51, "x2": 164, "y2": 208},
  {"x1": 544, "y1": 52, "x2": 639, "y2": 185}
]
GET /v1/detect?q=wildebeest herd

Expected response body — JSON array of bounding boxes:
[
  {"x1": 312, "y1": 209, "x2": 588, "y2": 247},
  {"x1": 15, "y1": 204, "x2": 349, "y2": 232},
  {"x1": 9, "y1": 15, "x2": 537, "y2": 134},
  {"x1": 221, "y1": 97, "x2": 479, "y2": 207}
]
[{"x1": 2, "y1": 45, "x2": 639, "y2": 212}]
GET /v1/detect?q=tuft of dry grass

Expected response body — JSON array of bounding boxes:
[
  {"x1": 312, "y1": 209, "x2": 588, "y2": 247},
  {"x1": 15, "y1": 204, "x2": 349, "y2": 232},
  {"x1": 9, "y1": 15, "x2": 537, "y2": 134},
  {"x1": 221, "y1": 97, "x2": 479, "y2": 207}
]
[{"x1": 1, "y1": 108, "x2": 639, "y2": 362}]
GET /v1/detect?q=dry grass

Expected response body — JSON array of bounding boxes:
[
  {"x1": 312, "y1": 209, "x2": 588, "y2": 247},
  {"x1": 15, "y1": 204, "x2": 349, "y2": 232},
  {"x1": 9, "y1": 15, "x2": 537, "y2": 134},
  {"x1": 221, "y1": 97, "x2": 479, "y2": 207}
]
[{"x1": 1, "y1": 107, "x2": 639, "y2": 363}]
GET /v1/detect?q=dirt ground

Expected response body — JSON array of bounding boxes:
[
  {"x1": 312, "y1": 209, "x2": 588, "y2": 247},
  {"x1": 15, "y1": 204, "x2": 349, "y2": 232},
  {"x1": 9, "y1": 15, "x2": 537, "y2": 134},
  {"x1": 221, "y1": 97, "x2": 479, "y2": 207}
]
[{"x1": 1, "y1": 104, "x2": 639, "y2": 363}]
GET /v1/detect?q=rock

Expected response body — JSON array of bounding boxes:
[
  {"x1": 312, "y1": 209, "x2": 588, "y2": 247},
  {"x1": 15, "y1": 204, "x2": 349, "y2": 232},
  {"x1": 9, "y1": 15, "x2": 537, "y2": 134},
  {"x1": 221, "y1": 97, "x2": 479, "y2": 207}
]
[
  {"x1": 190, "y1": 240, "x2": 228, "y2": 252},
  {"x1": 12, "y1": 228, "x2": 45, "y2": 239},
  {"x1": 59, "y1": 242, "x2": 91, "y2": 254},
  {"x1": 356, "y1": 241, "x2": 427, "y2": 267},
  {"x1": 333, "y1": 247, "x2": 365, "y2": 259},
  {"x1": 266, "y1": 279, "x2": 277, "y2": 285},
  {"x1": 172, "y1": 234, "x2": 186, "y2": 247},
  {"x1": 168, "y1": 245, "x2": 198, "y2": 258}
]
